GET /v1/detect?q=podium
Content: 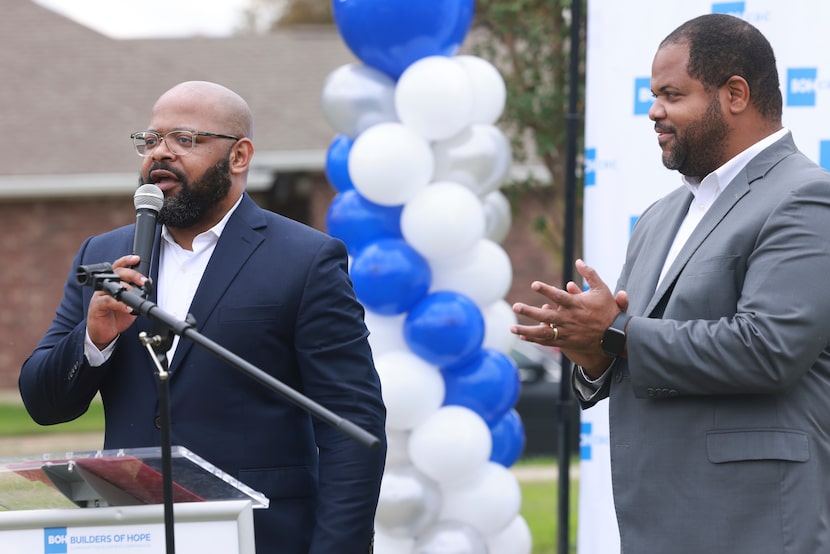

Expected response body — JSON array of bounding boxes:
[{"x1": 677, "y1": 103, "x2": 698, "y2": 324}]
[{"x1": 0, "y1": 445, "x2": 268, "y2": 553}]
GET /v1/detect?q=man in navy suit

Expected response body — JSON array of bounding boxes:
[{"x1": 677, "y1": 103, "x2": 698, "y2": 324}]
[{"x1": 20, "y1": 80, "x2": 387, "y2": 553}]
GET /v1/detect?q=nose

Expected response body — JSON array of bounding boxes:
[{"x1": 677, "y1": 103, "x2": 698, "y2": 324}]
[
  {"x1": 648, "y1": 97, "x2": 664, "y2": 121},
  {"x1": 150, "y1": 136, "x2": 176, "y2": 160}
]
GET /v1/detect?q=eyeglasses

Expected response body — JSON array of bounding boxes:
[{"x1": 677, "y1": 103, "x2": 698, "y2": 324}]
[{"x1": 130, "y1": 130, "x2": 241, "y2": 157}]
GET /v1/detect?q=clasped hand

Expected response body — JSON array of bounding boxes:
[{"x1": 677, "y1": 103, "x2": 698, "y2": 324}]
[{"x1": 510, "y1": 259, "x2": 628, "y2": 378}]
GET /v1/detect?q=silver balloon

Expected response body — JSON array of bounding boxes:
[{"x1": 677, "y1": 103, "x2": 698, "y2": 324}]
[
  {"x1": 413, "y1": 521, "x2": 488, "y2": 554},
  {"x1": 376, "y1": 465, "x2": 442, "y2": 538},
  {"x1": 432, "y1": 124, "x2": 512, "y2": 197},
  {"x1": 321, "y1": 63, "x2": 398, "y2": 138},
  {"x1": 482, "y1": 190, "x2": 512, "y2": 244}
]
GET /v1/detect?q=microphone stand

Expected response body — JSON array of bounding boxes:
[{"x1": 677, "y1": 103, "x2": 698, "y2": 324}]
[
  {"x1": 76, "y1": 263, "x2": 381, "y2": 554},
  {"x1": 137, "y1": 328, "x2": 176, "y2": 554}
]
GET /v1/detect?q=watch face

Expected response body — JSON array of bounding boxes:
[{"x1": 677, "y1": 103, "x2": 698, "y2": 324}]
[{"x1": 602, "y1": 328, "x2": 626, "y2": 357}]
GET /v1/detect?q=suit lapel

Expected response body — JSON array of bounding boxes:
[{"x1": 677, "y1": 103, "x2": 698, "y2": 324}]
[
  {"x1": 640, "y1": 132, "x2": 797, "y2": 317},
  {"x1": 168, "y1": 195, "x2": 266, "y2": 373},
  {"x1": 627, "y1": 190, "x2": 692, "y2": 316}
]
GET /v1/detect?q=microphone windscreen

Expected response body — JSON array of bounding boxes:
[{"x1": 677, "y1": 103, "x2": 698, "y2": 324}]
[{"x1": 134, "y1": 184, "x2": 164, "y2": 212}]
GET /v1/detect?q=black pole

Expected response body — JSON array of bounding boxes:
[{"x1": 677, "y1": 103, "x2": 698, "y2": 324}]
[
  {"x1": 558, "y1": 1, "x2": 583, "y2": 553},
  {"x1": 157, "y1": 367, "x2": 176, "y2": 554}
]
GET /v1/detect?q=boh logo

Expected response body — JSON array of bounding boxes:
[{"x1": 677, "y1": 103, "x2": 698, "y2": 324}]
[
  {"x1": 710, "y1": 1, "x2": 771, "y2": 24},
  {"x1": 44, "y1": 527, "x2": 68, "y2": 554},
  {"x1": 580, "y1": 422, "x2": 593, "y2": 460},
  {"x1": 633, "y1": 77, "x2": 653, "y2": 116},
  {"x1": 788, "y1": 68, "x2": 822, "y2": 107},
  {"x1": 711, "y1": 1, "x2": 745, "y2": 16},
  {"x1": 581, "y1": 421, "x2": 611, "y2": 462},
  {"x1": 584, "y1": 148, "x2": 597, "y2": 186},
  {"x1": 821, "y1": 140, "x2": 830, "y2": 172}
]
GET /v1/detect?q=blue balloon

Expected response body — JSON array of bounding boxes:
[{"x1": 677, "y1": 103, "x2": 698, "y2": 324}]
[
  {"x1": 351, "y1": 238, "x2": 431, "y2": 315},
  {"x1": 325, "y1": 134, "x2": 355, "y2": 193},
  {"x1": 441, "y1": 348, "x2": 520, "y2": 425},
  {"x1": 489, "y1": 409, "x2": 526, "y2": 467},
  {"x1": 326, "y1": 189, "x2": 402, "y2": 256},
  {"x1": 404, "y1": 291, "x2": 483, "y2": 367},
  {"x1": 332, "y1": 0, "x2": 476, "y2": 80}
]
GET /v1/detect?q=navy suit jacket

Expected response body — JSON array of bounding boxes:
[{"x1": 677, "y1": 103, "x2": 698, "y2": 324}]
[{"x1": 20, "y1": 193, "x2": 387, "y2": 553}]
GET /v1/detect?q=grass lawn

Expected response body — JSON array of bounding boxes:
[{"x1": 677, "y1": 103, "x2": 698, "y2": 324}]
[
  {"x1": 0, "y1": 397, "x2": 578, "y2": 553},
  {"x1": 518, "y1": 460, "x2": 579, "y2": 554},
  {"x1": 0, "y1": 398, "x2": 104, "y2": 436}
]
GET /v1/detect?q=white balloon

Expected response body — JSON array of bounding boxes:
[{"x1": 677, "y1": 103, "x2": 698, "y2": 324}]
[
  {"x1": 395, "y1": 56, "x2": 474, "y2": 141},
  {"x1": 455, "y1": 55, "x2": 507, "y2": 125},
  {"x1": 374, "y1": 529, "x2": 416, "y2": 554},
  {"x1": 386, "y1": 429, "x2": 413, "y2": 467},
  {"x1": 321, "y1": 64, "x2": 398, "y2": 137},
  {"x1": 439, "y1": 462, "x2": 522, "y2": 537},
  {"x1": 486, "y1": 515, "x2": 532, "y2": 554},
  {"x1": 365, "y1": 310, "x2": 409, "y2": 357},
  {"x1": 429, "y1": 239, "x2": 513, "y2": 308},
  {"x1": 376, "y1": 465, "x2": 442, "y2": 538},
  {"x1": 409, "y1": 406, "x2": 492, "y2": 485},
  {"x1": 432, "y1": 124, "x2": 512, "y2": 197},
  {"x1": 482, "y1": 300, "x2": 519, "y2": 354},
  {"x1": 400, "y1": 182, "x2": 485, "y2": 261},
  {"x1": 482, "y1": 190, "x2": 512, "y2": 244},
  {"x1": 349, "y1": 122, "x2": 434, "y2": 206},
  {"x1": 375, "y1": 351, "x2": 445, "y2": 431},
  {"x1": 413, "y1": 521, "x2": 487, "y2": 554}
]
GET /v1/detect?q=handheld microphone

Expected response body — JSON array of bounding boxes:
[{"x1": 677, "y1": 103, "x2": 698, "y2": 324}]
[{"x1": 132, "y1": 184, "x2": 164, "y2": 279}]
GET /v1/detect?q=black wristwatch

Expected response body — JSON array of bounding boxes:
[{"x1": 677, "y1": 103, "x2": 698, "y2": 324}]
[{"x1": 601, "y1": 312, "x2": 632, "y2": 358}]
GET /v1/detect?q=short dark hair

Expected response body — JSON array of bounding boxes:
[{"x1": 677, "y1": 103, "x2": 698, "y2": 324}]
[{"x1": 661, "y1": 14, "x2": 782, "y2": 121}]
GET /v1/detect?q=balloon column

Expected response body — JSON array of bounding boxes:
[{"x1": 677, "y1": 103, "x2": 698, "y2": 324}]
[{"x1": 324, "y1": 1, "x2": 530, "y2": 552}]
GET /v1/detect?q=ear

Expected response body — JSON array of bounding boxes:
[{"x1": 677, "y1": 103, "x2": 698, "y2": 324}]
[
  {"x1": 723, "y1": 75, "x2": 750, "y2": 114},
  {"x1": 229, "y1": 138, "x2": 254, "y2": 175}
]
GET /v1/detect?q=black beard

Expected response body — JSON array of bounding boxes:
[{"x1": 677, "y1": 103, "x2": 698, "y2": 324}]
[
  {"x1": 662, "y1": 93, "x2": 730, "y2": 178},
  {"x1": 141, "y1": 158, "x2": 232, "y2": 229}
]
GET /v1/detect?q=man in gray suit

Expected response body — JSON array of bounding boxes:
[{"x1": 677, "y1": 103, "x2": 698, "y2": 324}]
[{"x1": 512, "y1": 14, "x2": 830, "y2": 553}]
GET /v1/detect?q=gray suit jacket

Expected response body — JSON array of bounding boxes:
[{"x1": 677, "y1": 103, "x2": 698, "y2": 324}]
[{"x1": 578, "y1": 134, "x2": 830, "y2": 553}]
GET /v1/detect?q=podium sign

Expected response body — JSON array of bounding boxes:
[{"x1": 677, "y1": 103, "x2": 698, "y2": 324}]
[
  {"x1": 0, "y1": 500, "x2": 253, "y2": 554},
  {"x1": 0, "y1": 446, "x2": 268, "y2": 553}
]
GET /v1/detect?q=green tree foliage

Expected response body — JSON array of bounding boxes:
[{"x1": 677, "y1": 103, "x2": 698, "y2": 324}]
[{"x1": 470, "y1": 0, "x2": 585, "y2": 260}]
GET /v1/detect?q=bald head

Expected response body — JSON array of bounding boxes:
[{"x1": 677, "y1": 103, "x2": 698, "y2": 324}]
[{"x1": 154, "y1": 81, "x2": 254, "y2": 139}]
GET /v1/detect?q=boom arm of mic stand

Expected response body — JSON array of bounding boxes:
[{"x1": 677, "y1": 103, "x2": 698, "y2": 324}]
[{"x1": 79, "y1": 265, "x2": 381, "y2": 450}]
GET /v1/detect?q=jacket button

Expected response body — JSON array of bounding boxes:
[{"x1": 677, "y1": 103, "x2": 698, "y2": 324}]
[
  {"x1": 615, "y1": 370, "x2": 624, "y2": 383},
  {"x1": 154, "y1": 416, "x2": 162, "y2": 429}
]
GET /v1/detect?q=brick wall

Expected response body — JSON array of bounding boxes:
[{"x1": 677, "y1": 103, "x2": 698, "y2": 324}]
[{"x1": 1, "y1": 179, "x2": 563, "y2": 391}]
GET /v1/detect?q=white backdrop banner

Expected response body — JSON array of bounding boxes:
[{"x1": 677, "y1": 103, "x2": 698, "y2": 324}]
[{"x1": 579, "y1": 1, "x2": 830, "y2": 552}]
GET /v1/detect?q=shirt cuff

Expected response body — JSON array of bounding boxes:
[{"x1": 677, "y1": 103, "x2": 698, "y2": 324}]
[
  {"x1": 572, "y1": 361, "x2": 614, "y2": 401},
  {"x1": 84, "y1": 330, "x2": 118, "y2": 367}
]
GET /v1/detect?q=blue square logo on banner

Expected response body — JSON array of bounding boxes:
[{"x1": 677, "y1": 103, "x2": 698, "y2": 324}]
[
  {"x1": 788, "y1": 68, "x2": 818, "y2": 107},
  {"x1": 711, "y1": 2, "x2": 745, "y2": 16},
  {"x1": 580, "y1": 422, "x2": 593, "y2": 460},
  {"x1": 629, "y1": 215, "x2": 640, "y2": 237},
  {"x1": 44, "y1": 527, "x2": 68, "y2": 553},
  {"x1": 633, "y1": 77, "x2": 653, "y2": 115},
  {"x1": 585, "y1": 148, "x2": 596, "y2": 186},
  {"x1": 821, "y1": 141, "x2": 830, "y2": 171}
]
